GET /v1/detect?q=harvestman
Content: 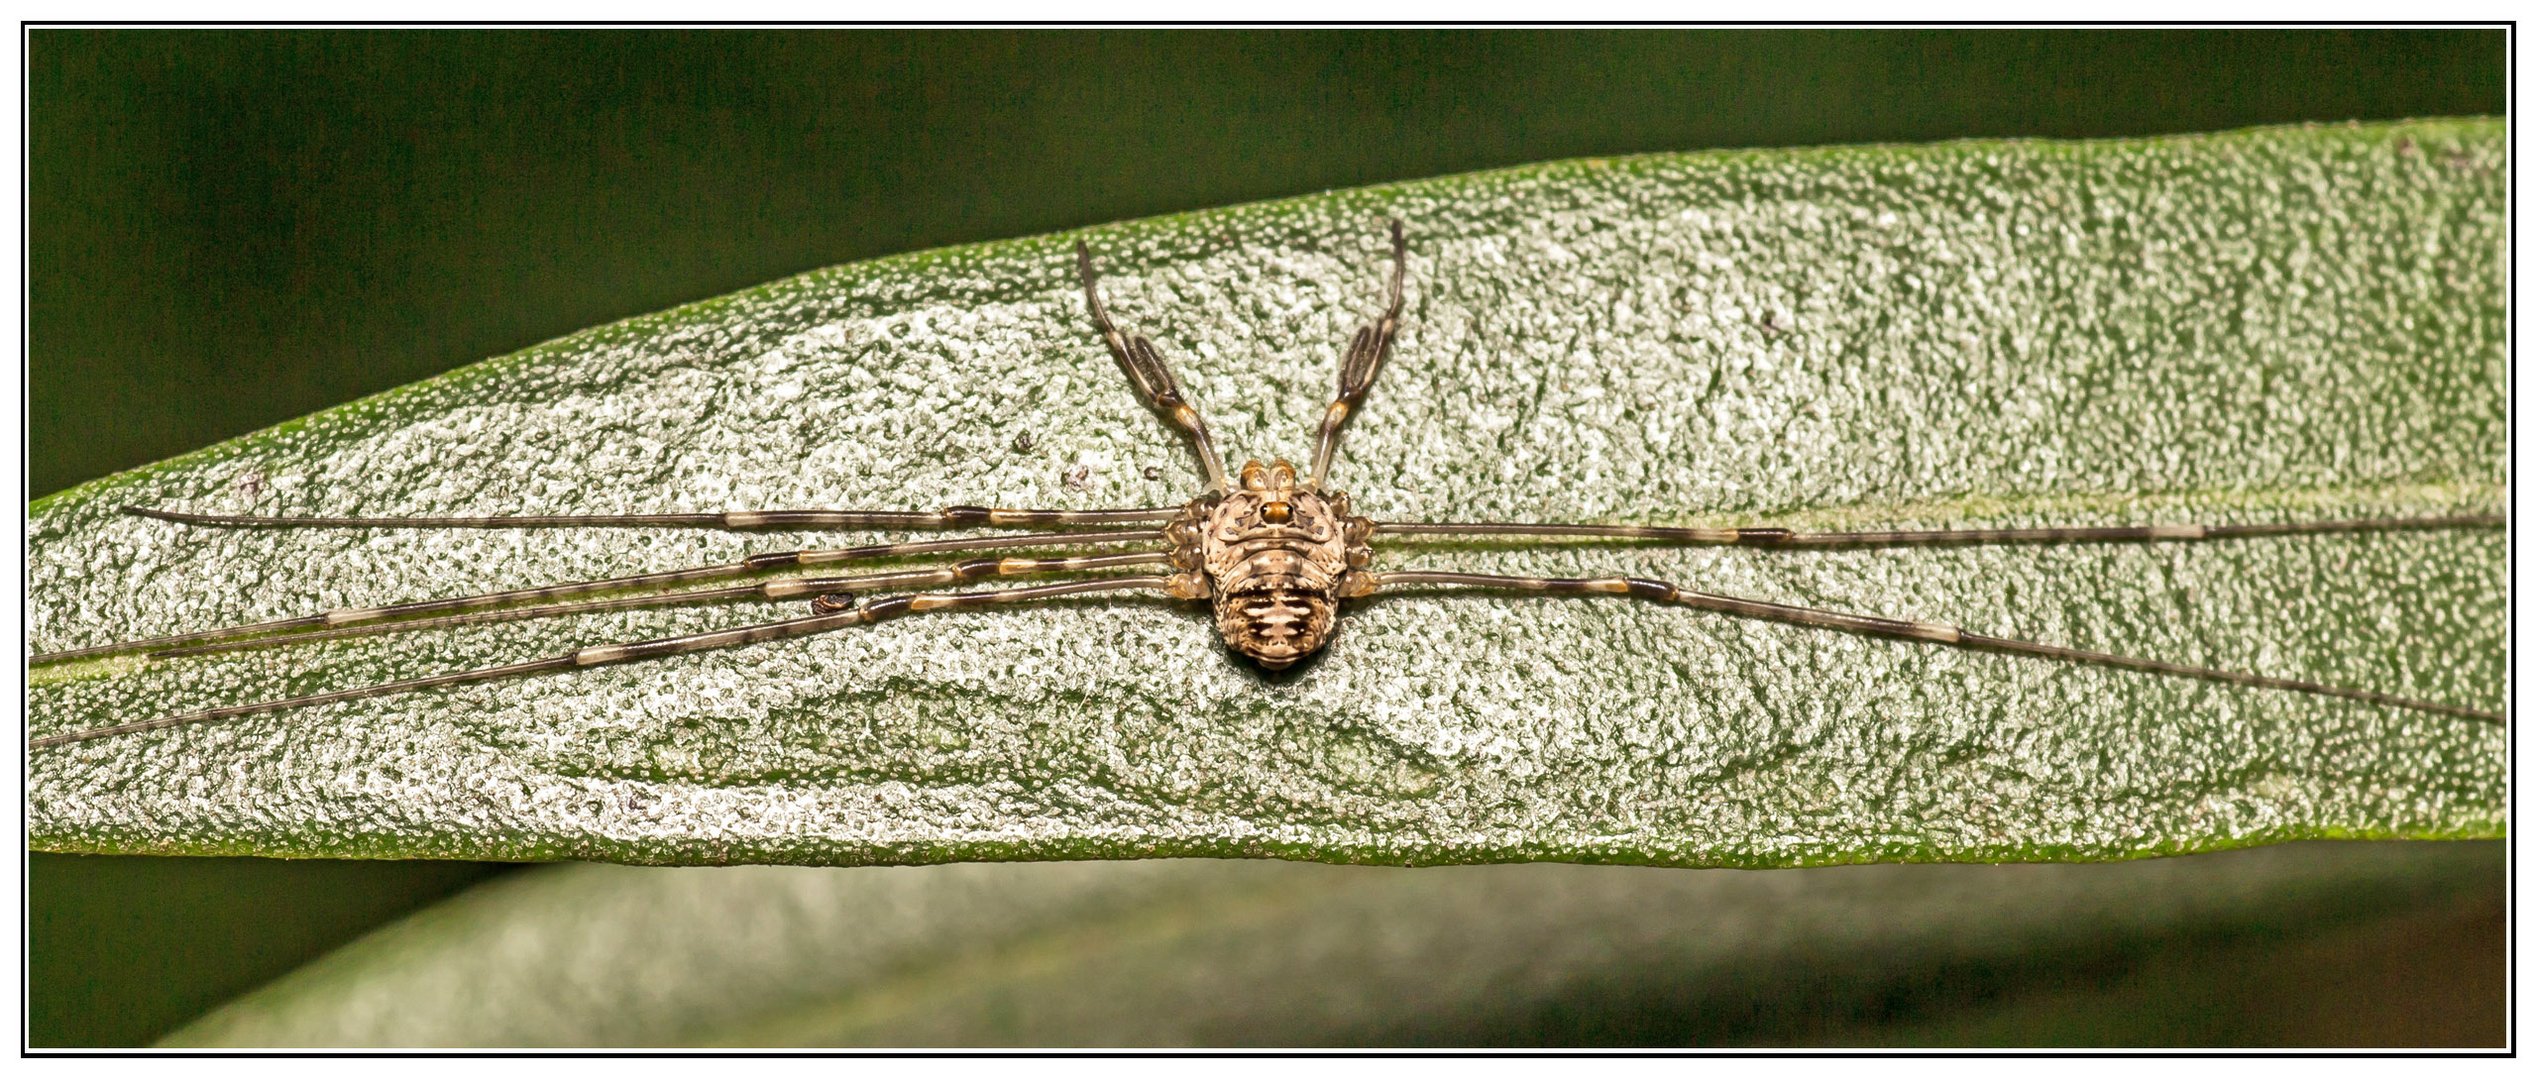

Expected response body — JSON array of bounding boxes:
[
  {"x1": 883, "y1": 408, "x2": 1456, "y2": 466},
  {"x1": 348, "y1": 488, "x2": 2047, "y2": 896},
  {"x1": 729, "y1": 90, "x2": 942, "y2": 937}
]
[{"x1": 28, "y1": 222, "x2": 2507, "y2": 748}]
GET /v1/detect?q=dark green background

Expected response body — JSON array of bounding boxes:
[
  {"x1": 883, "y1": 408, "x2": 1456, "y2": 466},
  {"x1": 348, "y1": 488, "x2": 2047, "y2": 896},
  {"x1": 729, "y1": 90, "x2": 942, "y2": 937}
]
[{"x1": 27, "y1": 29, "x2": 2505, "y2": 1047}]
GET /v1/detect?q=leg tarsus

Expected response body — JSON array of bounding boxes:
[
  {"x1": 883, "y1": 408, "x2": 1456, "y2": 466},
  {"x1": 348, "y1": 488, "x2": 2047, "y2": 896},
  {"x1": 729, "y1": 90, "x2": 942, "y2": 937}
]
[
  {"x1": 1374, "y1": 515, "x2": 2505, "y2": 547},
  {"x1": 30, "y1": 576, "x2": 1175, "y2": 750},
  {"x1": 1367, "y1": 569, "x2": 2501, "y2": 724},
  {"x1": 29, "y1": 529, "x2": 1169, "y2": 664},
  {"x1": 117, "y1": 504, "x2": 1183, "y2": 531}
]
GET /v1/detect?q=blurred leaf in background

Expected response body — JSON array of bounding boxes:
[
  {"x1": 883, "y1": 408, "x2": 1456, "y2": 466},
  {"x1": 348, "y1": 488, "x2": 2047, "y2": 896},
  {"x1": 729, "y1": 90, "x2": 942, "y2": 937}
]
[
  {"x1": 26, "y1": 28, "x2": 2505, "y2": 1048},
  {"x1": 160, "y1": 843, "x2": 2499, "y2": 1047}
]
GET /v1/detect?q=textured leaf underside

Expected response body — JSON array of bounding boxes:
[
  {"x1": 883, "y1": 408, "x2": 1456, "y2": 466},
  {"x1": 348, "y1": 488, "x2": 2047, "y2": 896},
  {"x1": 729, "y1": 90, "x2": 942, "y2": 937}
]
[{"x1": 29, "y1": 119, "x2": 2506, "y2": 865}]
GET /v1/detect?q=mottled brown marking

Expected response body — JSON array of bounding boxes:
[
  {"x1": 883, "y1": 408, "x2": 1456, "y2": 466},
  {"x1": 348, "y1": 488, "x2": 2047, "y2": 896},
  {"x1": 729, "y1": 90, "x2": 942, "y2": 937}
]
[{"x1": 1180, "y1": 458, "x2": 1372, "y2": 669}]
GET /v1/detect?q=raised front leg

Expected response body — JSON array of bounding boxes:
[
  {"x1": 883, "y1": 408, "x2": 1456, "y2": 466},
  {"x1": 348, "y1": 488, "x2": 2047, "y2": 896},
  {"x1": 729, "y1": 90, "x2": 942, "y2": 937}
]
[
  {"x1": 1076, "y1": 240, "x2": 1232, "y2": 492},
  {"x1": 1307, "y1": 219, "x2": 1407, "y2": 491}
]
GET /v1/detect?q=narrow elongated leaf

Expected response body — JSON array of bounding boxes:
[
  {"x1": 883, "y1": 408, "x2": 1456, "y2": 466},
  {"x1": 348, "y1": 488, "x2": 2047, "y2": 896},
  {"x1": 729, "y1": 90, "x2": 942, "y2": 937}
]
[
  {"x1": 161, "y1": 843, "x2": 2500, "y2": 1047},
  {"x1": 29, "y1": 119, "x2": 2504, "y2": 865}
]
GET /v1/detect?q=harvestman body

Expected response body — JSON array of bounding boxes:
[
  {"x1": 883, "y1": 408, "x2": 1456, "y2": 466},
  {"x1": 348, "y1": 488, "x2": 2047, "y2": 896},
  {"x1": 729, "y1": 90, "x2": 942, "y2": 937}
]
[{"x1": 28, "y1": 222, "x2": 2506, "y2": 748}]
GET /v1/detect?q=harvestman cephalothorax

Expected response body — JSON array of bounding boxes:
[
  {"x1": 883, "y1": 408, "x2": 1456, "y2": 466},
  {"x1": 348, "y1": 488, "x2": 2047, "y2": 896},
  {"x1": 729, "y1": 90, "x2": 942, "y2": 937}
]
[{"x1": 27, "y1": 221, "x2": 2506, "y2": 749}]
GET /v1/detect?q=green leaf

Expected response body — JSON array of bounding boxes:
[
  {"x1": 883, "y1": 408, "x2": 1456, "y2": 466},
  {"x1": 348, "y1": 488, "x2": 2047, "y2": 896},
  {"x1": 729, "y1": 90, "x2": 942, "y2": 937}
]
[
  {"x1": 29, "y1": 119, "x2": 2504, "y2": 865},
  {"x1": 160, "y1": 842, "x2": 2500, "y2": 1047}
]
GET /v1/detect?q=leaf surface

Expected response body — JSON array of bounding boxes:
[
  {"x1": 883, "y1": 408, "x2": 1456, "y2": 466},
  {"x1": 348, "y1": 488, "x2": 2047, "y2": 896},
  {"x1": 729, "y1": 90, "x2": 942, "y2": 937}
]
[{"x1": 29, "y1": 119, "x2": 2505, "y2": 865}]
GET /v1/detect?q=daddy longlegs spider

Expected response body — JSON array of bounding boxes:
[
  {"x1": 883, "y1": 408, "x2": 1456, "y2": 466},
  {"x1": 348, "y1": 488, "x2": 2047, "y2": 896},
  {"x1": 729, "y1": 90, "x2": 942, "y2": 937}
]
[{"x1": 26, "y1": 220, "x2": 2506, "y2": 749}]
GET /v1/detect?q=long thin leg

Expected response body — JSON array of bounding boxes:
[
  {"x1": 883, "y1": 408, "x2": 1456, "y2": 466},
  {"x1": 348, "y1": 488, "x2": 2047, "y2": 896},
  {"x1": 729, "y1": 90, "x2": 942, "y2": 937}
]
[
  {"x1": 1307, "y1": 219, "x2": 1407, "y2": 490},
  {"x1": 1368, "y1": 570, "x2": 2503, "y2": 724},
  {"x1": 1076, "y1": 240, "x2": 1232, "y2": 492},
  {"x1": 1376, "y1": 514, "x2": 2505, "y2": 547},
  {"x1": 124, "y1": 504, "x2": 1183, "y2": 530},
  {"x1": 149, "y1": 551, "x2": 1175, "y2": 659},
  {"x1": 30, "y1": 575, "x2": 1179, "y2": 749},
  {"x1": 29, "y1": 527, "x2": 1165, "y2": 664}
]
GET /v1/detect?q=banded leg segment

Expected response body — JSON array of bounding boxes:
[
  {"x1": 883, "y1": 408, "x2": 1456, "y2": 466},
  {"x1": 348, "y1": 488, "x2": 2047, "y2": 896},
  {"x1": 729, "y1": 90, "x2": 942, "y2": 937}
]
[
  {"x1": 1075, "y1": 240, "x2": 1232, "y2": 492},
  {"x1": 1376, "y1": 514, "x2": 2505, "y2": 547},
  {"x1": 29, "y1": 528, "x2": 1166, "y2": 664},
  {"x1": 1369, "y1": 570, "x2": 2503, "y2": 724},
  {"x1": 150, "y1": 551, "x2": 1176, "y2": 659},
  {"x1": 30, "y1": 576, "x2": 1178, "y2": 750},
  {"x1": 125, "y1": 504, "x2": 1183, "y2": 530},
  {"x1": 1308, "y1": 219, "x2": 1408, "y2": 490}
]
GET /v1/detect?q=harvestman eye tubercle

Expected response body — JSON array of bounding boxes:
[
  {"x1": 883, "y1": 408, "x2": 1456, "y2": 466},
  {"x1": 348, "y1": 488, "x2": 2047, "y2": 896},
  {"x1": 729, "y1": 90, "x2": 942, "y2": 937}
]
[{"x1": 26, "y1": 221, "x2": 2506, "y2": 749}]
